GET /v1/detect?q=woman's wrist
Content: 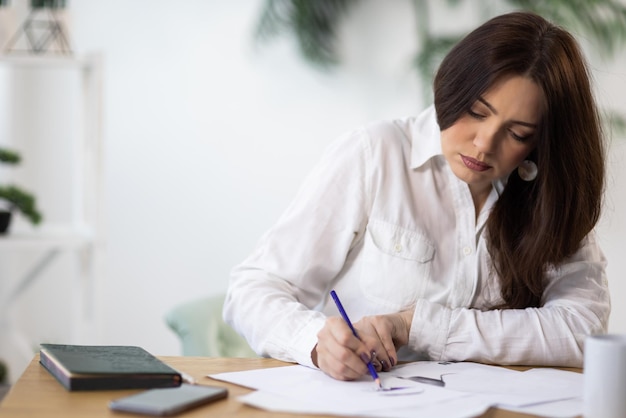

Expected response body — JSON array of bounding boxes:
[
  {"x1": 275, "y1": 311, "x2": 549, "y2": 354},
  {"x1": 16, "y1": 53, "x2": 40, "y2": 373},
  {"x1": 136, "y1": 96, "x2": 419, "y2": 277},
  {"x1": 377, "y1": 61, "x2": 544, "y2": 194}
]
[
  {"x1": 395, "y1": 309, "x2": 414, "y2": 346},
  {"x1": 311, "y1": 344, "x2": 319, "y2": 367}
]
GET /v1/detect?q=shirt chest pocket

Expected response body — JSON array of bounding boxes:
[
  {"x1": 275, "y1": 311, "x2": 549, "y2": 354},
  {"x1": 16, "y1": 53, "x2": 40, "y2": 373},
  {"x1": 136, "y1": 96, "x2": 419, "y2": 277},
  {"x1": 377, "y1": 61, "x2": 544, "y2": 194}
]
[{"x1": 359, "y1": 220, "x2": 435, "y2": 311}]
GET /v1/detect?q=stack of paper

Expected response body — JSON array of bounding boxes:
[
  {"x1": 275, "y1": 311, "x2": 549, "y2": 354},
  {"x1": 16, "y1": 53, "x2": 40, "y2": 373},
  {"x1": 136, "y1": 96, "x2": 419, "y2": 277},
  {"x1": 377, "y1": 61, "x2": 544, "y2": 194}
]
[{"x1": 209, "y1": 361, "x2": 583, "y2": 418}]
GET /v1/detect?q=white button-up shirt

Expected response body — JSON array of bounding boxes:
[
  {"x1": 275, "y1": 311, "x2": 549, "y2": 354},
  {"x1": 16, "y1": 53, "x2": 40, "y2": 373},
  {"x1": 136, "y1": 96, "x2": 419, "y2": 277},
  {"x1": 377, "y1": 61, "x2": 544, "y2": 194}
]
[{"x1": 224, "y1": 106, "x2": 610, "y2": 369}]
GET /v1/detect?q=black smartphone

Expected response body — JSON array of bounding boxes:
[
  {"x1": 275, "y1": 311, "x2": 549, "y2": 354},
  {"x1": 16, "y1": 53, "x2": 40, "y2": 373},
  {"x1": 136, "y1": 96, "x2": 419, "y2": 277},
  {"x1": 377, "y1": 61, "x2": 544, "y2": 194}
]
[{"x1": 109, "y1": 384, "x2": 228, "y2": 416}]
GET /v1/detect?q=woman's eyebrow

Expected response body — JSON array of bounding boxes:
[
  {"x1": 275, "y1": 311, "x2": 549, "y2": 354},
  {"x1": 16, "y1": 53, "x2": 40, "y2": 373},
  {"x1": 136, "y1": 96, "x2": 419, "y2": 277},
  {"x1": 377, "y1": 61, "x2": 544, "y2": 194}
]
[{"x1": 477, "y1": 97, "x2": 538, "y2": 128}]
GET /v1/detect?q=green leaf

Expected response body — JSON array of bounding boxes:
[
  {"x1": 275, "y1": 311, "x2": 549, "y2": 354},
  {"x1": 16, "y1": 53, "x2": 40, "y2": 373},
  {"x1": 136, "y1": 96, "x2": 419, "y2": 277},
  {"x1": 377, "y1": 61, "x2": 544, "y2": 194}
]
[
  {"x1": 254, "y1": 0, "x2": 357, "y2": 69},
  {"x1": 0, "y1": 185, "x2": 43, "y2": 225},
  {"x1": 30, "y1": 0, "x2": 66, "y2": 8},
  {"x1": 252, "y1": 0, "x2": 626, "y2": 133},
  {"x1": 0, "y1": 147, "x2": 21, "y2": 164}
]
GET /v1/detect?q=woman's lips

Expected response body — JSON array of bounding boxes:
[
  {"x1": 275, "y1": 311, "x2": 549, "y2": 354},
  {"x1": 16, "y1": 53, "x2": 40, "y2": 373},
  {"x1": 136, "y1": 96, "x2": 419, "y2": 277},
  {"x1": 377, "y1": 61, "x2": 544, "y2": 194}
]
[{"x1": 461, "y1": 155, "x2": 492, "y2": 172}]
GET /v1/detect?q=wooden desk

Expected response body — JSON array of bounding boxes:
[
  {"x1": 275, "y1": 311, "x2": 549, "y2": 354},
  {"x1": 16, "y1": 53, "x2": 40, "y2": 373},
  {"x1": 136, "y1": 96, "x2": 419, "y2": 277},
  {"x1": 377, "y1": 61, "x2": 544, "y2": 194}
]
[{"x1": 0, "y1": 355, "x2": 580, "y2": 418}]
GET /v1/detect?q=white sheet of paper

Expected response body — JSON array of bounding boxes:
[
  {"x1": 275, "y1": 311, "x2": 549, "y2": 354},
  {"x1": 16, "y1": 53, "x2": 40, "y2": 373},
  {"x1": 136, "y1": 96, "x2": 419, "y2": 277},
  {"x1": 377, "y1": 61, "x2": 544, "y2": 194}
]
[
  {"x1": 500, "y1": 396, "x2": 583, "y2": 418},
  {"x1": 210, "y1": 364, "x2": 472, "y2": 415},
  {"x1": 494, "y1": 369, "x2": 583, "y2": 418},
  {"x1": 391, "y1": 361, "x2": 583, "y2": 407},
  {"x1": 238, "y1": 390, "x2": 491, "y2": 418},
  {"x1": 208, "y1": 362, "x2": 583, "y2": 417}
]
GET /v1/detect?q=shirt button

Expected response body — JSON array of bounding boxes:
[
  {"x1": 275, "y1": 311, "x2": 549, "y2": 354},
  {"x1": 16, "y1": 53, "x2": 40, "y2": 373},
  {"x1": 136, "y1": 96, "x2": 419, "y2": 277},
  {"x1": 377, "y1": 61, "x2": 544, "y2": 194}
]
[
  {"x1": 462, "y1": 246, "x2": 472, "y2": 256},
  {"x1": 394, "y1": 243, "x2": 403, "y2": 253}
]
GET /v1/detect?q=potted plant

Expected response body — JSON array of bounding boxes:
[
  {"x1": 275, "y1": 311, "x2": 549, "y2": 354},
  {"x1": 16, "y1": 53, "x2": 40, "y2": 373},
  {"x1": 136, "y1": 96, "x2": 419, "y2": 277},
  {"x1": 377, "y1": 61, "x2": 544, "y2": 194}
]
[
  {"x1": 0, "y1": 147, "x2": 42, "y2": 234},
  {"x1": 0, "y1": 359, "x2": 6, "y2": 383},
  {"x1": 3, "y1": 0, "x2": 71, "y2": 55},
  {"x1": 31, "y1": 0, "x2": 66, "y2": 7}
]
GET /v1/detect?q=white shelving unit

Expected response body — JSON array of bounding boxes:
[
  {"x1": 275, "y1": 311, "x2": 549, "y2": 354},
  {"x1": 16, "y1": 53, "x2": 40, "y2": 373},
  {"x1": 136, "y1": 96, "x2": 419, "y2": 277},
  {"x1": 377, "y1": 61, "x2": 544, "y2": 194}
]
[{"x1": 0, "y1": 54, "x2": 103, "y2": 375}]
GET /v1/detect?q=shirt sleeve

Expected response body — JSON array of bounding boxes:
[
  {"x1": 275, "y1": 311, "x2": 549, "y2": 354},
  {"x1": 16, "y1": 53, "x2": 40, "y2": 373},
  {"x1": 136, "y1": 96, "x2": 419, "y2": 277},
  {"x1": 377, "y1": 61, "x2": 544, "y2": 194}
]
[
  {"x1": 223, "y1": 129, "x2": 372, "y2": 368},
  {"x1": 407, "y1": 232, "x2": 610, "y2": 367}
]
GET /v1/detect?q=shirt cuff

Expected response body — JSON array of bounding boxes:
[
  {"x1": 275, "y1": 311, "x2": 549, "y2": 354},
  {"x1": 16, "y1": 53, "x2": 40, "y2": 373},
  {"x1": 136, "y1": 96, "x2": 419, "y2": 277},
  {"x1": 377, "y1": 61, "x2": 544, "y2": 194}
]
[
  {"x1": 408, "y1": 299, "x2": 452, "y2": 360},
  {"x1": 289, "y1": 316, "x2": 326, "y2": 369}
]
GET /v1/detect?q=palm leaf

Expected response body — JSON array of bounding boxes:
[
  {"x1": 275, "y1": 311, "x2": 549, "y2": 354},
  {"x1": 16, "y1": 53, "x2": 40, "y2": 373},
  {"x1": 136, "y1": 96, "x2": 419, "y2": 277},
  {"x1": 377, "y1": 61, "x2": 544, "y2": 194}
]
[
  {"x1": 253, "y1": 0, "x2": 626, "y2": 131},
  {"x1": 255, "y1": 0, "x2": 357, "y2": 68}
]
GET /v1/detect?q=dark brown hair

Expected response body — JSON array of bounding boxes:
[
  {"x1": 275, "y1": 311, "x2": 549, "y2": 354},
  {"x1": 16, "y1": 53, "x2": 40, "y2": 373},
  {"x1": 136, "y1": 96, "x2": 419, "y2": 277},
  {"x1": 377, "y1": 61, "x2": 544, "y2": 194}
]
[{"x1": 433, "y1": 12, "x2": 605, "y2": 309}]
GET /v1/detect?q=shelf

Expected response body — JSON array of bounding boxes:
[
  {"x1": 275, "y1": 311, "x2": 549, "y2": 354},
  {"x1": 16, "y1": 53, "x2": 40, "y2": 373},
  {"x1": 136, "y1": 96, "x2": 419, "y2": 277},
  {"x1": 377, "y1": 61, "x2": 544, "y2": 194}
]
[
  {"x1": 0, "y1": 229, "x2": 94, "y2": 250},
  {"x1": 0, "y1": 48, "x2": 104, "y2": 380},
  {"x1": 0, "y1": 53, "x2": 100, "y2": 69}
]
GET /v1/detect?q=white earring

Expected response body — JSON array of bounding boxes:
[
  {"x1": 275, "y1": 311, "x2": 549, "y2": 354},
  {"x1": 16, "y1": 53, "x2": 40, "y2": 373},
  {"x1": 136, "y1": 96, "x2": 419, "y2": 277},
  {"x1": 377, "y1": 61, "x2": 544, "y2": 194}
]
[{"x1": 518, "y1": 160, "x2": 538, "y2": 181}]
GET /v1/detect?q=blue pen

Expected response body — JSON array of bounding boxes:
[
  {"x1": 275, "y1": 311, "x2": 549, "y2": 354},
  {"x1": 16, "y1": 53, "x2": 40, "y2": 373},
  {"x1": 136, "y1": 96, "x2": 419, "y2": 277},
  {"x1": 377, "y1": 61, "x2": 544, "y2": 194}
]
[{"x1": 330, "y1": 290, "x2": 382, "y2": 389}]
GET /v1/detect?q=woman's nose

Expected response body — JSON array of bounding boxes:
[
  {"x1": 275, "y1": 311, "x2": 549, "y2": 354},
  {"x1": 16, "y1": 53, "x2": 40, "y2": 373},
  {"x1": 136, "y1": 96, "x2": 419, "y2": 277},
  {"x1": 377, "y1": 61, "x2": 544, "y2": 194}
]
[{"x1": 473, "y1": 126, "x2": 499, "y2": 154}]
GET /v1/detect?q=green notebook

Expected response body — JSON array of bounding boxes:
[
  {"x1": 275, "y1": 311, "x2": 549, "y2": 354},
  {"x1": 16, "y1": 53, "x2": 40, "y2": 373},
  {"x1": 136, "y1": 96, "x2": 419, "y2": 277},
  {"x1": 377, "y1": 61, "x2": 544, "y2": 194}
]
[{"x1": 39, "y1": 344, "x2": 183, "y2": 391}]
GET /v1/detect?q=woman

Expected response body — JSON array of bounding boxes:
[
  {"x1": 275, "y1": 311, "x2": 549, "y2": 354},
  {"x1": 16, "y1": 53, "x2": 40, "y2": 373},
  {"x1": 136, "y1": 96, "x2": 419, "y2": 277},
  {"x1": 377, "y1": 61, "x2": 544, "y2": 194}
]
[{"x1": 223, "y1": 11, "x2": 610, "y2": 381}]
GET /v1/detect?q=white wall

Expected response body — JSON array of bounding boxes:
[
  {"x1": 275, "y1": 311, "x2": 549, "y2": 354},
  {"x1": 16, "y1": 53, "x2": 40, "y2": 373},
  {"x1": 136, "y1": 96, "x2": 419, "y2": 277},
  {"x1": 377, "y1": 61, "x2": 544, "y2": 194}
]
[
  {"x1": 1, "y1": 0, "x2": 624, "y2": 383},
  {"x1": 68, "y1": 0, "x2": 423, "y2": 358}
]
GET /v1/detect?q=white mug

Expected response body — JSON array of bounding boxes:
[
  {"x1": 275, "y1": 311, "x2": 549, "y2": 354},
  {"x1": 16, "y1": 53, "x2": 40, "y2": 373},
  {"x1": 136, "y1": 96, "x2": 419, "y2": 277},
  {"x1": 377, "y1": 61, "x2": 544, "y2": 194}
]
[{"x1": 583, "y1": 334, "x2": 626, "y2": 418}]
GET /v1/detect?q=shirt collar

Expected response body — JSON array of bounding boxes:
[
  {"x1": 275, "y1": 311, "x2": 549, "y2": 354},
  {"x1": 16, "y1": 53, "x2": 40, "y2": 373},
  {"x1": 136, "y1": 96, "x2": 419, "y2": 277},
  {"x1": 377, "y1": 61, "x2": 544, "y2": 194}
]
[{"x1": 410, "y1": 105, "x2": 443, "y2": 169}]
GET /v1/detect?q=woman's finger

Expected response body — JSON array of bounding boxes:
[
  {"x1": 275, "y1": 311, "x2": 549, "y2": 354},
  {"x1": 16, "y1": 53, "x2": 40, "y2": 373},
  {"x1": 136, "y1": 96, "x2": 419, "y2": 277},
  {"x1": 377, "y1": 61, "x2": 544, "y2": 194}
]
[
  {"x1": 355, "y1": 315, "x2": 399, "y2": 371},
  {"x1": 316, "y1": 317, "x2": 371, "y2": 380}
]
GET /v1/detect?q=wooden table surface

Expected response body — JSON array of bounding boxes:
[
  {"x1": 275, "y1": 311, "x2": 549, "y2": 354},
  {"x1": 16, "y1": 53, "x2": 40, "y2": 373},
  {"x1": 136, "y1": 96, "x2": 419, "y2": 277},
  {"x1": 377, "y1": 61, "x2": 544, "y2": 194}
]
[{"x1": 0, "y1": 355, "x2": 581, "y2": 418}]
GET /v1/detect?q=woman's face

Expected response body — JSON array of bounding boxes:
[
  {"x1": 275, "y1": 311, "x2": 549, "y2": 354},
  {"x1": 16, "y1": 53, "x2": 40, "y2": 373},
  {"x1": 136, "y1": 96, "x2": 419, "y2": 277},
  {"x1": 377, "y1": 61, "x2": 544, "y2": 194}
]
[{"x1": 440, "y1": 75, "x2": 542, "y2": 198}]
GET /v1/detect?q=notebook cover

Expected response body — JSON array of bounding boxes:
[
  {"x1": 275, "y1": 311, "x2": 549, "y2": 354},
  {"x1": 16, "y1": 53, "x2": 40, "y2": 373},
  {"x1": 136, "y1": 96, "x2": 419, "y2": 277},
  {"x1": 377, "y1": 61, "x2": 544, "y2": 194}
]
[{"x1": 39, "y1": 344, "x2": 182, "y2": 391}]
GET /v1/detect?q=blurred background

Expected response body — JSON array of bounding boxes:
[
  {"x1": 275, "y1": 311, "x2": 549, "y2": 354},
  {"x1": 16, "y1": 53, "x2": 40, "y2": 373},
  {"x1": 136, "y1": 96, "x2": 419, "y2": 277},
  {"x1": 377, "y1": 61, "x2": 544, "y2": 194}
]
[{"x1": 0, "y1": 0, "x2": 625, "y2": 384}]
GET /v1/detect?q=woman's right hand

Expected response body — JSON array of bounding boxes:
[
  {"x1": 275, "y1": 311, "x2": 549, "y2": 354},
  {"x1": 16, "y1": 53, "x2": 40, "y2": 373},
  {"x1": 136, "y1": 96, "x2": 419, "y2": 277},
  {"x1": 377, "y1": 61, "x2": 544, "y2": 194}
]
[
  {"x1": 312, "y1": 310, "x2": 413, "y2": 380},
  {"x1": 312, "y1": 316, "x2": 377, "y2": 381}
]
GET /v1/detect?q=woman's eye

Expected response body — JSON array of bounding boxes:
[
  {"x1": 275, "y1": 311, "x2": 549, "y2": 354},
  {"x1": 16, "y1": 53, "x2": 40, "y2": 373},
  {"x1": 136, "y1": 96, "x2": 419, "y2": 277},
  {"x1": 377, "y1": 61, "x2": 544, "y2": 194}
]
[
  {"x1": 509, "y1": 130, "x2": 532, "y2": 142},
  {"x1": 468, "y1": 109, "x2": 486, "y2": 119}
]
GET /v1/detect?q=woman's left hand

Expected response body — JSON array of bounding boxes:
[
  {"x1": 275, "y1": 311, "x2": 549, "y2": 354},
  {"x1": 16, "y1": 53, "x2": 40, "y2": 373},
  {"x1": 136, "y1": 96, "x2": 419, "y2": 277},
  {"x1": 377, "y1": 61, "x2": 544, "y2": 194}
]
[{"x1": 353, "y1": 309, "x2": 414, "y2": 372}]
